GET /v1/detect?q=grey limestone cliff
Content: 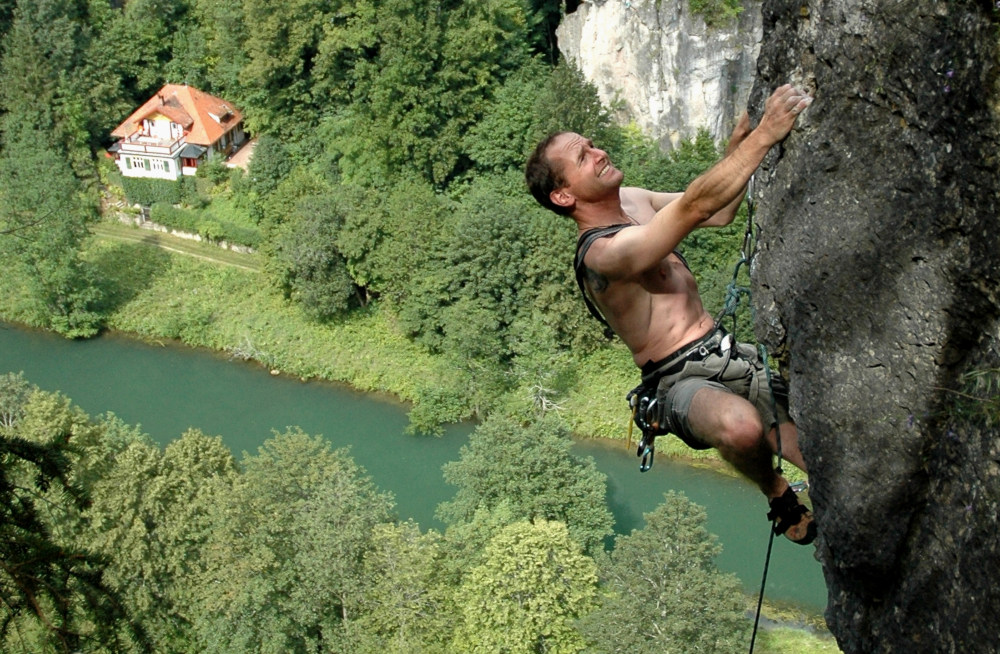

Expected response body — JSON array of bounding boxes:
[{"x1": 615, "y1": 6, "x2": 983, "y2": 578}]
[{"x1": 557, "y1": 0, "x2": 763, "y2": 149}]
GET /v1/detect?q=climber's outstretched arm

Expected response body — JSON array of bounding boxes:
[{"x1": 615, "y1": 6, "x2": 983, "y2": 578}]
[{"x1": 591, "y1": 85, "x2": 812, "y2": 280}]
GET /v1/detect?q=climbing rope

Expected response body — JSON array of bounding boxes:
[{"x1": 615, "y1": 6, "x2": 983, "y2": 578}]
[
  {"x1": 749, "y1": 340, "x2": 785, "y2": 654},
  {"x1": 714, "y1": 177, "x2": 787, "y2": 654}
]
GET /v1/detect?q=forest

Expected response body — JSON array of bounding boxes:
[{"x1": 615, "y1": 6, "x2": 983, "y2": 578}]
[{"x1": 0, "y1": 0, "x2": 840, "y2": 651}]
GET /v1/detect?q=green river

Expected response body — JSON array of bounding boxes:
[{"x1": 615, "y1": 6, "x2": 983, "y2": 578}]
[{"x1": 0, "y1": 322, "x2": 827, "y2": 613}]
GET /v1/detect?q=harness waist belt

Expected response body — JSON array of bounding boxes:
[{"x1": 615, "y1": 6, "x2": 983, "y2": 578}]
[{"x1": 640, "y1": 327, "x2": 730, "y2": 383}]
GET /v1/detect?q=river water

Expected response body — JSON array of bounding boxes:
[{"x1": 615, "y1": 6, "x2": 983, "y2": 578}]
[{"x1": 0, "y1": 322, "x2": 827, "y2": 612}]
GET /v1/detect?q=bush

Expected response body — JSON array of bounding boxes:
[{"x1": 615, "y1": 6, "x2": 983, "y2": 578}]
[
  {"x1": 689, "y1": 0, "x2": 743, "y2": 27},
  {"x1": 221, "y1": 223, "x2": 261, "y2": 248},
  {"x1": 198, "y1": 219, "x2": 225, "y2": 242},
  {"x1": 150, "y1": 203, "x2": 201, "y2": 233},
  {"x1": 121, "y1": 176, "x2": 200, "y2": 207},
  {"x1": 147, "y1": 203, "x2": 260, "y2": 248},
  {"x1": 196, "y1": 155, "x2": 231, "y2": 186}
]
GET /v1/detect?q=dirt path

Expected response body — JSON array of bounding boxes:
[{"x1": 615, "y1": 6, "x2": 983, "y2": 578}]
[{"x1": 91, "y1": 222, "x2": 263, "y2": 272}]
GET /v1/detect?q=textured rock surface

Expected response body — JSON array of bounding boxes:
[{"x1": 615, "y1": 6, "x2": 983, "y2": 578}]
[
  {"x1": 556, "y1": 0, "x2": 762, "y2": 149},
  {"x1": 747, "y1": 1, "x2": 1000, "y2": 652}
]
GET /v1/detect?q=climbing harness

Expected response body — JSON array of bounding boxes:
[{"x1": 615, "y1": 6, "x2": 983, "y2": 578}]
[{"x1": 625, "y1": 326, "x2": 730, "y2": 471}]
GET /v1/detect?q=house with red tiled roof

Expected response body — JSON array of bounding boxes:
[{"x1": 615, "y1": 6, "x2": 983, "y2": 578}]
[{"x1": 108, "y1": 84, "x2": 248, "y2": 179}]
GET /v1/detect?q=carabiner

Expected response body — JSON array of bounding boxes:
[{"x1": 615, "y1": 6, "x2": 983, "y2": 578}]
[{"x1": 637, "y1": 432, "x2": 656, "y2": 472}]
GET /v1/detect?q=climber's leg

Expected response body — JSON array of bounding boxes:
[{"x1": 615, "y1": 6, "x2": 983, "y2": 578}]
[{"x1": 686, "y1": 387, "x2": 815, "y2": 544}]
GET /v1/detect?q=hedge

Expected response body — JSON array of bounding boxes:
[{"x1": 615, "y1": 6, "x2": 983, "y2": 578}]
[
  {"x1": 148, "y1": 203, "x2": 260, "y2": 248},
  {"x1": 121, "y1": 176, "x2": 200, "y2": 207}
]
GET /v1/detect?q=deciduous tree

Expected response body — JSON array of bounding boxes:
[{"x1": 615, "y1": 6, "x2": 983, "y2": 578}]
[
  {"x1": 345, "y1": 521, "x2": 453, "y2": 654},
  {"x1": 324, "y1": 0, "x2": 531, "y2": 186},
  {"x1": 451, "y1": 519, "x2": 597, "y2": 654},
  {"x1": 579, "y1": 492, "x2": 746, "y2": 653},
  {"x1": 0, "y1": 372, "x2": 33, "y2": 430},
  {"x1": 0, "y1": 132, "x2": 103, "y2": 337},
  {"x1": 239, "y1": 0, "x2": 334, "y2": 134},
  {"x1": 335, "y1": 178, "x2": 450, "y2": 302},
  {"x1": 437, "y1": 413, "x2": 613, "y2": 554},
  {"x1": 190, "y1": 0, "x2": 247, "y2": 100},
  {"x1": 192, "y1": 429, "x2": 394, "y2": 653},
  {"x1": 269, "y1": 192, "x2": 358, "y2": 321},
  {"x1": 0, "y1": 387, "x2": 148, "y2": 653},
  {"x1": 84, "y1": 429, "x2": 237, "y2": 651}
]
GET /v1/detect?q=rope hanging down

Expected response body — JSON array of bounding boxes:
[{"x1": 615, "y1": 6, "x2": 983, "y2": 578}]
[{"x1": 714, "y1": 177, "x2": 787, "y2": 654}]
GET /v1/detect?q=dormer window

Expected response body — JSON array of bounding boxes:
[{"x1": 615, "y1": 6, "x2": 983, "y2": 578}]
[{"x1": 209, "y1": 107, "x2": 233, "y2": 124}]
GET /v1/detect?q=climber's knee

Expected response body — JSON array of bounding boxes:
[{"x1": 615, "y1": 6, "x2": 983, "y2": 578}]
[{"x1": 688, "y1": 387, "x2": 765, "y2": 455}]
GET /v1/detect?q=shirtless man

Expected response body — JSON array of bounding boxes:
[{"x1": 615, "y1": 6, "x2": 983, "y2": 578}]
[{"x1": 525, "y1": 84, "x2": 816, "y2": 544}]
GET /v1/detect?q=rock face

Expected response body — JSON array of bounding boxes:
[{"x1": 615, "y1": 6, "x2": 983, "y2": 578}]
[
  {"x1": 556, "y1": 0, "x2": 762, "y2": 149},
  {"x1": 747, "y1": 1, "x2": 1000, "y2": 652}
]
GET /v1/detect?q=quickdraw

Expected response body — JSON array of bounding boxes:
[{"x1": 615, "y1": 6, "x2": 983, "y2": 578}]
[{"x1": 627, "y1": 387, "x2": 660, "y2": 472}]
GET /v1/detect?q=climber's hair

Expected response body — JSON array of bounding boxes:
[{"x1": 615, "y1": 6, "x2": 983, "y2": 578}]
[{"x1": 525, "y1": 132, "x2": 573, "y2": 216}]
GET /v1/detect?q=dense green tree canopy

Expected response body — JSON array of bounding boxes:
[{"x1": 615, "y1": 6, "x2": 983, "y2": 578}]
[
  {"x1": 345, "y1": 521, "x2": 454, "y2": 654},
  {"x1": 579, "y1": 492, "x2": 747, "y2": 653},
  {"x1": 438, "y1": 413, "x2": 614, "y2": 553},
  {"x1": 0, "y1": 381, "x2": 147, "y2": 653},
  {"x1": 269, "y1": 191, "x2": 359, "y2": 320},
  {"x1": 83, "y1": 429, "x2": 237, "y2": 651},
  {"x1": 452, "y1": 519, "x2": 597, "y2": 654},
  {"x1": 0, "y1": 380, "x2": 783, "y2": 652},
  {"x1": 0, "y1": 132, "x2": 102, "y2": 337},
  {"x1": 192, "y1": 429, "x2": 395, "y2": 652},
  {"x1": 321, "y1": 0, "x2": 531, "y2": 186},
  {"x1": 334, "y1": 178, "x2": 451, "y2": 302}
]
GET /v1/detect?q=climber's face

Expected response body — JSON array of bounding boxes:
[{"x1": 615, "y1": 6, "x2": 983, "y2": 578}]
[{"x1": 547, "y1": 132, "x2": 624, "y2": 210}]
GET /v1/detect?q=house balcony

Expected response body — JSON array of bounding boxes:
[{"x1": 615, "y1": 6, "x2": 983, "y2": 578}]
[{"x1": 117, "y1": 133, "x2": 185, "y2": 157}]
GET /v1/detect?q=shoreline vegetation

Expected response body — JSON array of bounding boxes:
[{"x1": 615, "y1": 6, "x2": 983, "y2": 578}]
[
  {"x1": 86, "y1": 217, "x2": 807, "y2": 478},
  {"x1": 0, "y1": 219, "x2": 838, "y2": 651}
]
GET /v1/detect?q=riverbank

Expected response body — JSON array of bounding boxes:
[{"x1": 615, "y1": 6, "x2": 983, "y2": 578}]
[
  {"x1": 11, "y1": 217, "x2": 807, "y2": 505},
  {"x1": 0, "y1": 223, "x2": 836, "y2": 650},
  {"x1": 0, "y1": 318, "x2": 838, "y2": 652}
]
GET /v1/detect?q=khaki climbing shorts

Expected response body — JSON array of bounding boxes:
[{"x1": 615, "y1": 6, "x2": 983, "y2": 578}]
[{"x1": 638, "y1": 328, "x2": 791, "y2": 450}]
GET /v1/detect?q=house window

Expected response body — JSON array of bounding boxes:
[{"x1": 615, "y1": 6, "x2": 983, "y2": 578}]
[{"x1": 150, "y1": 159, "x2": 174, "y2": 173}]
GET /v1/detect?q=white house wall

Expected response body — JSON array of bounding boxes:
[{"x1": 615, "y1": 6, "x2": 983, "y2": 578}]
[
  {"x1": 117, "y1": 154, "x2": 182, "y2": 180},
  {"x1": 146, "y1": 115, "x2": 175, "y2": 140}
]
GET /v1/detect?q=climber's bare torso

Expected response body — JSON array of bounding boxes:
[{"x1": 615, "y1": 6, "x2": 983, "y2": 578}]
[{"x1": 581, "y1": 187, "x2": 718, "y2": 367}]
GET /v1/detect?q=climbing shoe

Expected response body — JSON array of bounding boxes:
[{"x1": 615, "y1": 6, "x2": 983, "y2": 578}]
[{"x1": 767, "y1": 486, "x2": 817, "y2": 545}]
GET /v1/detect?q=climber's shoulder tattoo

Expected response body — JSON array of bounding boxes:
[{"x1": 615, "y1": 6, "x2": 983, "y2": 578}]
[{"x1": 585, "y1": 266, "x2": 609, "y2": 294}]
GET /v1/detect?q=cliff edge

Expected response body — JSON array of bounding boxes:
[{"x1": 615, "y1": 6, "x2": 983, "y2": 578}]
[{"x1": 748, "y1": 1, "x2": 1000, "y2": 651}]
